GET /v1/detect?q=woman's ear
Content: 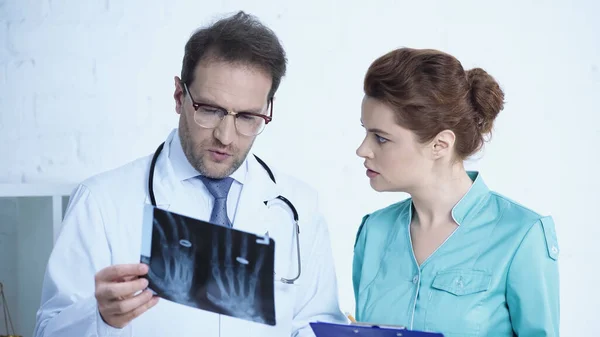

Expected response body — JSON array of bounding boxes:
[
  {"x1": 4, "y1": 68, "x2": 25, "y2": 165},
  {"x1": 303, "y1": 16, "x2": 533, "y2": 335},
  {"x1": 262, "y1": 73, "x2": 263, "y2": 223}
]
[{"x1": 431, "y1": 129, "x2": 456, "y2": 160}]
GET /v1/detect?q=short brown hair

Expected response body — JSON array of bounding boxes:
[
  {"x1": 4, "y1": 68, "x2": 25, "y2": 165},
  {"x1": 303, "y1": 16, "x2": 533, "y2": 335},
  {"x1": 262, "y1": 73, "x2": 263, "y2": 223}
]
[
  {"x1": 181, "y1": 11, "x2": 287, "y2": 101},
  {"x1": 364, "y1": 48, "x2": 505, "y2": 159}
]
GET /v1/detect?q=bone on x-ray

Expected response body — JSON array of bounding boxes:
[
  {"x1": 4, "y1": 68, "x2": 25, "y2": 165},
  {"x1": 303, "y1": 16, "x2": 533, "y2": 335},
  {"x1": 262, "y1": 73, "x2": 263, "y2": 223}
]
[{"x1": 140, "y1": 204, "x2": 277, "y2": 326}]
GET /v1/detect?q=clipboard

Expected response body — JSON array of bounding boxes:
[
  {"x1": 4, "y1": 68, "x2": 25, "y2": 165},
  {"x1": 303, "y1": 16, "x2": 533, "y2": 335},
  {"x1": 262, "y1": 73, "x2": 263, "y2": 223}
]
[{"x1": 309, "y1": 322, "x2": 444, "y2": 337}]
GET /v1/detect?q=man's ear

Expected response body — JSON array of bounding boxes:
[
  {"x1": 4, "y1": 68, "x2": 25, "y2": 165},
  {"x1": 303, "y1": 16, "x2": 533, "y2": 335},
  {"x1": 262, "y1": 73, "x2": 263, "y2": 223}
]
[
  {"x1": 174, "y1": 76, "x2": 184, "y2": 115},
  {"x1": 430, "y1": 129, "x2": 456, "y2": 160}
]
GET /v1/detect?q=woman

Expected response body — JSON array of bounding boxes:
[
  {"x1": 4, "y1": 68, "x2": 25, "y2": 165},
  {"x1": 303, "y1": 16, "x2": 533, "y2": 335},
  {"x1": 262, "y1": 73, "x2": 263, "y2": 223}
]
[{"x1": 352, "y1": 48, "x2": 560, "y2": 337}]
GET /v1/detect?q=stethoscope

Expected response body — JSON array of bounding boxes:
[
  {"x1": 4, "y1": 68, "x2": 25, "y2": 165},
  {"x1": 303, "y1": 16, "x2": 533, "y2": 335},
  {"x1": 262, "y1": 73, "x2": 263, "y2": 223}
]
[{"x1": 148, "y1": 142, "x2": 301, "y2": 284}]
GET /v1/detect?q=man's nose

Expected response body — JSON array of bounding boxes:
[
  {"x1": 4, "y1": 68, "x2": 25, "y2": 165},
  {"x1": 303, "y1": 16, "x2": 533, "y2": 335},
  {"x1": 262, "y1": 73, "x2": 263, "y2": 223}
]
[{"x1": 213, "y1": 115, "x2": 237, "y2": 146}]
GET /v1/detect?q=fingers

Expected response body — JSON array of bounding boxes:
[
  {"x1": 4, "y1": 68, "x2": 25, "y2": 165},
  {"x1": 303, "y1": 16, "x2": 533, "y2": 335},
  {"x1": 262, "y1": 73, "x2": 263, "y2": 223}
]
[
  {"x1": 240, "y1": 234, "x2": 248, "y2": 257},
  {"x1": 96, "y1": 277, "x2": 149, "y2": 301},
  {"x1": 100, "y1": 294, "x2": 159, "y2": 328},
  {"x1": 252, "y1": 246, "x2": 265, "y2": 280},
  {"x1": 225, "y1": 264, "x2": 235, "y2": 293},
  {"x1": 164, "y1": 212, "x2": 176, "y2": 237},
  {"x1": 96, "y1": 264, "x2": 149, "y2": 283},
  {"x1": 122, "y1": 295, "x2": 159, "y2": 321},
  {"x1": 247, "y1": 254, "x2": 260, "y2": 302},
  {"x1": 94, "y1": 263, "x2": 157, "y2": 329},
  {"x1": 224, "y1": 228, "x2": 232, "y2": 262},
  {"x1": 206, "y1": 292, "x2": 221, "y2": 306},
  {"x1": 237, "y1": 238, "x2": 247, "y2": 294},
  {"x1": 211, "y1": 229, "x2": 219, "y2": 265},
  {"x1": 101, "y1": 289, "x2": 155, "y2": 315},
  {"x1": 213, "y1": 268, "x2": 227, "y2": 295},
  {"x1": 222, "y1": 229, "x2": 235, "y2": 291},
  {"x1": 154, "y1": 217, "x2": 167, "y2": 243}
]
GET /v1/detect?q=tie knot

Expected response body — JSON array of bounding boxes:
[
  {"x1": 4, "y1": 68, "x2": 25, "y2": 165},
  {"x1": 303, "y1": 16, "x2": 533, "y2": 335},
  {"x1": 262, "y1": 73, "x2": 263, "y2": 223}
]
[{"x1": 198, "y1": 176, "x2": 234, "y2": 199}]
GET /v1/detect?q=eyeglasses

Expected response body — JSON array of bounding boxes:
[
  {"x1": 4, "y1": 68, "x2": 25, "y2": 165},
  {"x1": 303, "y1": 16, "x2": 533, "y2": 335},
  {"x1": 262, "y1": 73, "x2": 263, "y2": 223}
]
[{"x1": 183, "y1": 83, "x2": 273, "y2": 137}]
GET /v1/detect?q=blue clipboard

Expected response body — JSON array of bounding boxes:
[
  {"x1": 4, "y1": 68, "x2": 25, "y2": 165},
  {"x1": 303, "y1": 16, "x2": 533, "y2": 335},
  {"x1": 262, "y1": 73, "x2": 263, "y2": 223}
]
[{"x1": 310, "y1": 322, "x2": 444, "y2": 337}]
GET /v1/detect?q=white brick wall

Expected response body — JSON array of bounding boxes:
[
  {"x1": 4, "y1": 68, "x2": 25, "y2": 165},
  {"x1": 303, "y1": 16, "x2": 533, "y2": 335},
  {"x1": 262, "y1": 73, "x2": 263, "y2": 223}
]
[
  {"x1": 1, "y1": 0, "x2": 183, "y2": 183},
  {"x1": 1, "y1": 1, "x2": 600, "y2": 336}
]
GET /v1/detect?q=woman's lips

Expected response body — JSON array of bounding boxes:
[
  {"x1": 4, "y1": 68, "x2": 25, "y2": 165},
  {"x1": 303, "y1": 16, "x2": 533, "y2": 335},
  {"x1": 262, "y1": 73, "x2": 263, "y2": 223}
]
[{"x1": 366, "y1": 169, "x2": 379, "y2": 178}]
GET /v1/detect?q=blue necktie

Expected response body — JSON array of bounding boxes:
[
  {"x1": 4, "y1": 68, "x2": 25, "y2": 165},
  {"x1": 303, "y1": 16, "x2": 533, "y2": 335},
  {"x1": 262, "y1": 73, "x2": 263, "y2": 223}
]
[{"x1": 199, "y1": 176, "x2": 234, "y2": 227}]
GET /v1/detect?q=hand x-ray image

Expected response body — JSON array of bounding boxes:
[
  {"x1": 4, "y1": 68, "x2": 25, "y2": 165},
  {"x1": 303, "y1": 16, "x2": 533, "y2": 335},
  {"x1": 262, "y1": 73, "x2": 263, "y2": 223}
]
[{"x1": 140, "y1": 205, "x2": 276, "y2": 326}]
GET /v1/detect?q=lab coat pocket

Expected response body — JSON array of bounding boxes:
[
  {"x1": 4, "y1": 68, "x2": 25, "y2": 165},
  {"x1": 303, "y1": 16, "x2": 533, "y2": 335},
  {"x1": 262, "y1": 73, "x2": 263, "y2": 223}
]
[{"x1": 426, "y1": 269, "x2": 492, "y2": 337}]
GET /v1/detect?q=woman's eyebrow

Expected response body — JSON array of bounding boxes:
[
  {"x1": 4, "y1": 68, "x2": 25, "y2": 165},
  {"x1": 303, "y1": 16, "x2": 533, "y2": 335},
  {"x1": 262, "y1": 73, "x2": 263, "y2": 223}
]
[{"x1": 367, "y1": 127, "x2": 391, "y2": 136}]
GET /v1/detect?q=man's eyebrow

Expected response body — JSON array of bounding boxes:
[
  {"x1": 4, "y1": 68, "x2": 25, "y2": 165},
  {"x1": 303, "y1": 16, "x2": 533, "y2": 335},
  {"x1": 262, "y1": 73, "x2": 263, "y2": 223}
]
[{"x1": 194, "y1": 95, "x2": 266, "y2": 114}]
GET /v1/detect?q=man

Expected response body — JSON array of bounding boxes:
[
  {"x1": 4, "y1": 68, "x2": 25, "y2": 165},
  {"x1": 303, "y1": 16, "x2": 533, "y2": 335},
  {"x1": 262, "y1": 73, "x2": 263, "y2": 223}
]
[{"x1": 34, "y1": 11, "x2": 346, "y2": 337}]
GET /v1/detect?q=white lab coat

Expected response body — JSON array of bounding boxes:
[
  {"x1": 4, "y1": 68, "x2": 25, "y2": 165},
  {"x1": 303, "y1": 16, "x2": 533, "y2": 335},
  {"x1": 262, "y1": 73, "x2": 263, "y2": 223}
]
[{"x1": 33, "y1": 129, "x2": 346, "y2": 337}]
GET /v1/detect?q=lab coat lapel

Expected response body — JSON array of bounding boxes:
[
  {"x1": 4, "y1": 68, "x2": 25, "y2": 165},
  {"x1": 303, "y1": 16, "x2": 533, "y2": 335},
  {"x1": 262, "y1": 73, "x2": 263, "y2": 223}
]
[
  {"x1": 232, "y1": 155, "x2": 280, "y2": 237},
  {"x1": 143, "y1": 131, "x2": 192, "y2": 213}
]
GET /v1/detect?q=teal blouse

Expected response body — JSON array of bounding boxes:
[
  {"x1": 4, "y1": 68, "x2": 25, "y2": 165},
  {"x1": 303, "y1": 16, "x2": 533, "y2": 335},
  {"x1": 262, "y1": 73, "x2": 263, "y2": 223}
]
[{"x1": 352, "y1": 172, "x2": 560, "y2": 337}]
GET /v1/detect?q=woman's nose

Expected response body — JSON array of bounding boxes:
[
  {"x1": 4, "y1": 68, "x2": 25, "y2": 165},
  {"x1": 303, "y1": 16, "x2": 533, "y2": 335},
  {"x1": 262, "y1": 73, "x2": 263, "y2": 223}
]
[{"x1": 356, "y1": 138, "x2": 372, "y2": 158}]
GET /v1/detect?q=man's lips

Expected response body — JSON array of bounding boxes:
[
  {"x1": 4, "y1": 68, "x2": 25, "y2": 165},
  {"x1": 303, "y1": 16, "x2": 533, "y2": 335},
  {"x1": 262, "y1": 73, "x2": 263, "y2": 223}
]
[
  {"x1": 208, "y1": 149, "x2": 232, "y2": 161},
  {"x1": 209, "y1": 149, "x2": 231, "y2": 156}
]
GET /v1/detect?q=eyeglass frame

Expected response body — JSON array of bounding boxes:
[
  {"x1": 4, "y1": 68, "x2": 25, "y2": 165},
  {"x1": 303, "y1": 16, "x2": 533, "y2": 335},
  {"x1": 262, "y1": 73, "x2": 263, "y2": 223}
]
[{"x1": 182, "y1": 82, "x2": 273, "y2": 135}]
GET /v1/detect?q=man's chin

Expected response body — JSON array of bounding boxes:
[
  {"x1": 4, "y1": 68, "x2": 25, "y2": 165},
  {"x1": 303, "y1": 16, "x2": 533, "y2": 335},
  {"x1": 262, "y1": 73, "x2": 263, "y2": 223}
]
[
  {"x1": 200, "y1": 159, "x2": 237, "y2": 179},
  {"x1": 202, "y1": 167, "x2": 232, "y2": 179}
]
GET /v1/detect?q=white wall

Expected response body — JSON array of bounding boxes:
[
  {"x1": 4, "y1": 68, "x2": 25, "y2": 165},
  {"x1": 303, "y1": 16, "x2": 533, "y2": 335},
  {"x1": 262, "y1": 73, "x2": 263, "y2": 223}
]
[{"x1": 1, "y1": 0, "x2": 599, "y2": 336}]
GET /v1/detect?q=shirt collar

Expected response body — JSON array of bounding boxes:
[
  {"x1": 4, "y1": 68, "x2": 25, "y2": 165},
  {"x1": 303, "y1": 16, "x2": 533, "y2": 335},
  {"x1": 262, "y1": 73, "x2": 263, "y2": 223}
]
[
  {"x1": 169, "y1": 129, "x2": 247, "y2": 184},
  {"x1": 450, "y1": 171, "x2": 490, "y2": 225}
]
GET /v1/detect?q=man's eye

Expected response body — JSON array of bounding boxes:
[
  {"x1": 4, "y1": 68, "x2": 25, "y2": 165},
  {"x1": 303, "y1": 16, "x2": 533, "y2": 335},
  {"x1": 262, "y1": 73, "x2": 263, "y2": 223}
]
[
  {"x1": 201, "y1": 107, "x2": 220, "y2": 113},
  {"x1": 237, "y1": 114, "x2": 255, "y2": 120}
]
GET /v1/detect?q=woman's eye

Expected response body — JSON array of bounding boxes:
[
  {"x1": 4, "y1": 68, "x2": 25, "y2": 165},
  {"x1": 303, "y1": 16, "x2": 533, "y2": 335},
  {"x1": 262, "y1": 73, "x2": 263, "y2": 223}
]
[{"x1": 375, "y1": 134, "x2": 388, "y2": 143}]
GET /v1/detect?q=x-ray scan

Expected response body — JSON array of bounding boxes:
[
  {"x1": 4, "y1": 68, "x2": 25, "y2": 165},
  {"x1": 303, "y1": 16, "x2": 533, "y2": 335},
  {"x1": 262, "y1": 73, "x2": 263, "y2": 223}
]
[{"x1": 140, "y1": 205, "x2": 276, "y2": 326}]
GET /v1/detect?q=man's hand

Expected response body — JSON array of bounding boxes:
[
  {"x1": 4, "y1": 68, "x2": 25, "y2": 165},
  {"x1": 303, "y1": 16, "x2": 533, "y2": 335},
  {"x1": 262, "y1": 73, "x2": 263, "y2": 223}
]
[{"x1": 94, "y1": 263, "x2": 159, "y2": 329}]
